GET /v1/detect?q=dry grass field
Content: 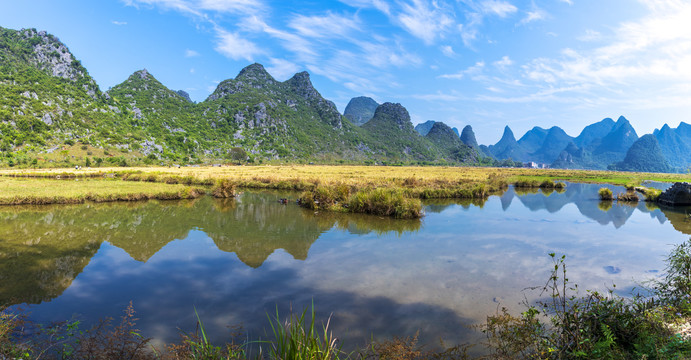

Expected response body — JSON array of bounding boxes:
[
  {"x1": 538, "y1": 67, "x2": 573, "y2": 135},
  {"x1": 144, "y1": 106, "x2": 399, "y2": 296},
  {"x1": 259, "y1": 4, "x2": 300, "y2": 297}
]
[
  {"x1": 1, "y1": 165, "x2": 688, "y2": 187},
  {"x1": 0, "y1": 165, "x2": 688, "y2": 215}
]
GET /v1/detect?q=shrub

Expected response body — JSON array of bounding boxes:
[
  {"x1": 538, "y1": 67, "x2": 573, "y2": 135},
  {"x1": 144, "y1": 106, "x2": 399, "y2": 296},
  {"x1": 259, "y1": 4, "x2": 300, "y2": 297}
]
[
  {"x1": 598, "y1": 187, "x2": 613, "y2": 201},
  {"x1": 643, "y1": 188, "x2": 662, "y2": 202},
  {"x1": 211, "y1": 179, "x2": 236, "y2": 198},
  {"x1": 617, "y1": 191, "x2": 639, "y2": 202}
]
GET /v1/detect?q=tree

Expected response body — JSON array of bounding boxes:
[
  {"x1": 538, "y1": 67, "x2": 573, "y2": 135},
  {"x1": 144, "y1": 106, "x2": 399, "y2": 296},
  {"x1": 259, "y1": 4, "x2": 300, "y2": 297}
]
[
  {"x1": 85, "y1": 157, "x2": 91, "y2": 167},
  {"x1": 228, "y1": 147, "x2": 247, "y2": 163}
]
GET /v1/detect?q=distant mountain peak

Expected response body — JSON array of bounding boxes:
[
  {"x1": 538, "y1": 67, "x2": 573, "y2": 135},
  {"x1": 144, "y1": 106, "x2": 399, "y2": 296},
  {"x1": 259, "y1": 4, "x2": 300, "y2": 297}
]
[
  {"x1": 427, "y1": 122, "x2": 458, "y2": 141},
  {"x1": 612, "y1": 115, "x2": 631, "y2": 131},
  {"x1": 501, "y1": 126, "x2": 516, "y2": 142},
  {"x1": 286, "y1": 71, "x2": 320, "y2": 101},
  {"x1": 236, "y1": 63, "x2": 275, "y2": 83},
  {"x1": 612, "y1": 134, "x2": 670, "y2": 173},
  {"x1": 460, "y1": 125, "x2": 478, "y2": 148},
  {"x1": 373, "y1": 102, "x2": 412, "y2": 130},
  {"x1": 124, "y1": 69, "x2": 164, "y2": 86},
  {"x1": 344, "y1": 96, "x2": 379, "y2": 126},
  {"x1": 574, "y1": 117, "x2": 616, "y2": 149},
  {"x1": 136, "y1": 69, "x2": 150, "y2": 80},
  {"x1": 176, "y1": 90, "x2": 192, "y2": 103},
  {"x1": 414, "y1": 120, "x2": 437, "y2": 136}
]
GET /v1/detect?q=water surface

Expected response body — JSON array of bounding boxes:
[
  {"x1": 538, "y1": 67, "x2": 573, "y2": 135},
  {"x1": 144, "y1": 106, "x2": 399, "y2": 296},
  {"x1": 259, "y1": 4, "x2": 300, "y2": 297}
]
[{"x1": 2, "y1": 183, "x2": 690, "y2": 352}]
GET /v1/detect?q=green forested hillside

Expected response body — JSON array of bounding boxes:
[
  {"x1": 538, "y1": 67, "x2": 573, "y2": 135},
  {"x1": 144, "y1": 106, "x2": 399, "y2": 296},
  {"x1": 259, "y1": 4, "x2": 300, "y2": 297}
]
[{"x1": 0, "y1": 26, "x2": 482, "y2": 167}]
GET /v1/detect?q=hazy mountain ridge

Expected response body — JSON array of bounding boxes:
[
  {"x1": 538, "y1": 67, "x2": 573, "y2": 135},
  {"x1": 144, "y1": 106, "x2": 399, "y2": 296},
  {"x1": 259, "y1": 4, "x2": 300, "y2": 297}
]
[{"x1": 482, "y1": 115, "x2": 689, "y2": 173}]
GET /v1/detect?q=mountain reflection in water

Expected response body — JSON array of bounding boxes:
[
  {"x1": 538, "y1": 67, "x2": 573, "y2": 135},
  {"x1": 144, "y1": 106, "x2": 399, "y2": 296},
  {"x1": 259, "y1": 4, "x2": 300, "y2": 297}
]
[{"x1": 1, "y1": 184, "x2": 690, "y2": 353}]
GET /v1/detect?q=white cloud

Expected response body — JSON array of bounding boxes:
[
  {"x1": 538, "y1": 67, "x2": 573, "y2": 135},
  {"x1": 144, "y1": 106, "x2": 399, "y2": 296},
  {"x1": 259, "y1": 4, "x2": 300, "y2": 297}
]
[
  {"x1": 480, "y1": 0, "x2": 517, "y2": 18},
  {"x1": 577, "y1": 29, "x2": 601, "y2": 42},
  {"x1": 123, "y1": 0, "x2": 264, "y2": 15},
  {"x1": 111, "y1": 20, "x2": 128, "y2": 25},
  {"x1": 122, "y1": 0, "x2": 202, "y2": 17},
  {"x1": 197, "y1": 0, "x2": 265, "y2": 14},
  {"x1": 438, "y1": 61, "x2": 485, "y2": 80},
  {"x1": 185, "y1": 49, "x2": 200, "y2": 57},
  {"x1": 338, "y1": 0, "x2": 391, "y2": 15},
  {"x1": 519, "y1": 3, "x2": 547, "y2": 25},
  {"x1": 214, "y1": 29, "x2": 262, "y2": 61},
  {"x1": 523, "y1": 1, "x2": 691, "y2": 86},
  {"x1": 412, "y1": 90, "x2": 466, "y2": 102},
  {"x1": 241, "y1": 16, "x2": 317, "y2": 61},
  {"x1": 266, "y1": 58, "x2": 300, "y2": 80},
  {"x1": 358, "y1": 41, "x2": 422, "y2": 68},
  {"x1": 398, "y1": 0, "x2": 454, "y2": 44},
  {"x1": 458, "y1": 12, "x2": 482, "y2": 47},
  {"x1": 493, "y1": 55, "x2": 513, "y2": 69},
  {"x1": 559, "y1": 0, "x2": 573, "y2": 4},
  {"x1": 440, "y1": 45, "x2": 455, "y2": 57},
  {"x1": 288, "y1": 12, "x2": 361, "y2": 39}
]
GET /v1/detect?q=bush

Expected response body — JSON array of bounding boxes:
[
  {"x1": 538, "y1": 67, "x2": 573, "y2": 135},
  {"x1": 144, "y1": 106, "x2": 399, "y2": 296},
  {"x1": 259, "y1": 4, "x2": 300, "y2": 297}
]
[
  {"x1": 643, "y1": 188, "x2": 662, "y2": 202},
  {"x1": 598, "y1": 187, "x2": 613, "y2": 201},
  {"x1": 617, "y1": 191, "x2": 639, "y2": 202},
  {"x1": 212, "y1": 179, "x2": 236, "y2": 198}
]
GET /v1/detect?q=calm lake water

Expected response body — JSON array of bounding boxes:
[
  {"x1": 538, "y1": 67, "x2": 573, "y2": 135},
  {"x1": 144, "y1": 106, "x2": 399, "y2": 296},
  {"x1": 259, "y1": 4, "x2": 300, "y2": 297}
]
[{"x1": 2, "y1": 182, "x2": 691, "y2": 353}]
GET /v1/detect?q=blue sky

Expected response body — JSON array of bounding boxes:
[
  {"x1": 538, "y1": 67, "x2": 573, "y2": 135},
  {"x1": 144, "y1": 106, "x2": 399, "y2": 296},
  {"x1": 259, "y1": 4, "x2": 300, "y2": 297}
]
[{"x1": 2, "y1": 0, "x2": 690, "y2": 144}]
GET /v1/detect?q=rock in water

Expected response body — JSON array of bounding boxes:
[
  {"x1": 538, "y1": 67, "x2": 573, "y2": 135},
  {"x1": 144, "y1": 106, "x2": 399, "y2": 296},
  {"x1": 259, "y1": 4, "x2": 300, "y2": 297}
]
[{"x1": 658, "y1": 182, "x2": 691, "y2": 206}]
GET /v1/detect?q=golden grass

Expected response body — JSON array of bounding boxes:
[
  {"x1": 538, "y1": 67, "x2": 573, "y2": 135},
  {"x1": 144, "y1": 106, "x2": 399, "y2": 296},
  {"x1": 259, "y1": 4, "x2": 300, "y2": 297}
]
[
  {"x1": 0, "y1": 177, "x2": 202, "y2": 205},
  {"x1": 0, "y1": 165, "x2": 688, "y2": 210},
  {"x1": 2, "y1": 165, "x2": 688, "y2": 187}
]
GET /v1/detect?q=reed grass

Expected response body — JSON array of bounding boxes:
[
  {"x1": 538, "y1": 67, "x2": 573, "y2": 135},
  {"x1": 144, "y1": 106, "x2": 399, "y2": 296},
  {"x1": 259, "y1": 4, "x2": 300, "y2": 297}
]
[{"x1": 266, "y1": 305, "x2": 344, "y2": 360}]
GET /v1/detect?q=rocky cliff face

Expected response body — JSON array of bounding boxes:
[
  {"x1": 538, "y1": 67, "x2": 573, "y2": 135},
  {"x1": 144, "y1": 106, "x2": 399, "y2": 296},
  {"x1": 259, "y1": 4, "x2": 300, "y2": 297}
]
[
  {"x1": 19, "y1": 28, "x2": 97, "y2": 94},
  {"x1": 286, "y1": 71, "x2": 342, "y2": 129}
]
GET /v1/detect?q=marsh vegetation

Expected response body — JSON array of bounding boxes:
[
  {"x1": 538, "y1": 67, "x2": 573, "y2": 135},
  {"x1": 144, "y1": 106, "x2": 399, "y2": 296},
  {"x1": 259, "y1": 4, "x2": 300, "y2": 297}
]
[{"x1": 1, "y1": 165, "x2": 689, "y2": 217}]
